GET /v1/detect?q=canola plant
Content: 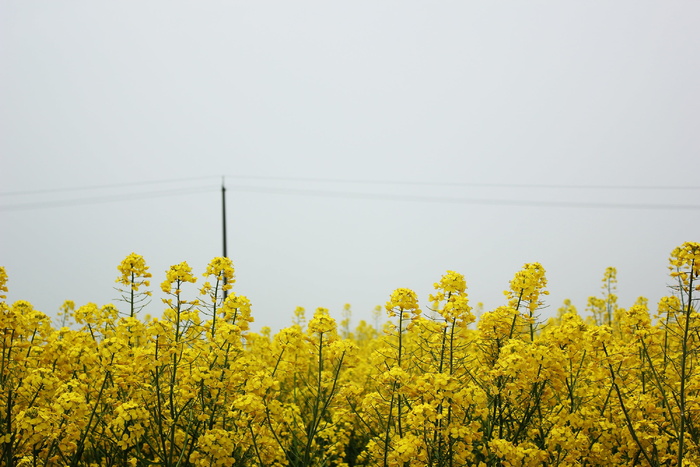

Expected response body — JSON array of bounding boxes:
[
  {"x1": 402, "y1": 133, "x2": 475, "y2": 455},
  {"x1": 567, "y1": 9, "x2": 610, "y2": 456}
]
[{"x1": 0, "y1": 243, "x2": 698, "y2": 466}]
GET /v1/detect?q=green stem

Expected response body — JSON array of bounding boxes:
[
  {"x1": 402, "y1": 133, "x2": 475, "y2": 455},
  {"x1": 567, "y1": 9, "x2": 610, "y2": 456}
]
[
  {"x1": 678, "y1": 264, "x2": 695, "y2": 467},
  {"x1": 70, "y1": 363, "x2": 112, "y2": 467},
  {"x1": 602, "y1": 343, "x2": 655, "y2": 467}
]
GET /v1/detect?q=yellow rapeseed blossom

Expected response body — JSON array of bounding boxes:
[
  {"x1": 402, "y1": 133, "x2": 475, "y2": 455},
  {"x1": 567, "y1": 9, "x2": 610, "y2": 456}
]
[
  {"x1": 1, "y1": 241, "x2": 699, "y2": 466},
  {"x1": 386, "y1": 287, "x2": 420, "y2": 318},
  {"x1": 506, "y1": 262, "x2": 549, "y2": 312},
  {"x1": 110, "y1": 401, "x2": 148, "y2": 449},
  {"x1": 0, "y1": 265, "x2": 8, "y2": 300},
  {"x1": 430, "y1": 270, "x2": 475, "y2": 325},
  {"x1": 201, "y1": 256, "x2": 235, "y2": 294},
  {"x1": 221, "y1": 292, "x2": 253, "y2": 330},
  {"x1": 116, "y1": 252, "x2": 152, "y2": 292},
  {"x1": 670, "y1": 241, "x2": 700, "y2": 288},
  {"x1": 307, "y1": 307, "x2": 337, "y2": 335},
  {"x1": 434, "y1": 270, "x2": 467, "y2": 294},
  {"x1": 161, "y1": 261, "x2": 197, "y2": 294},
  {"x1": 477, "y1": 306, "x2": 518, "y2": 341}
]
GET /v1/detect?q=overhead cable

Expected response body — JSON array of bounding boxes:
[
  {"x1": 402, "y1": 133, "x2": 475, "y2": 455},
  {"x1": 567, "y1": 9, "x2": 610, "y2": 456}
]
[
  {"x1": 224, "y1": 174, "x2": 700, "y2": 191},
  {"x1": 0, "y1": 186, "x2": 217, "y2": 212},
  {"x1": 0, "y1": 176, "x2": 217, "y2": 197},
  {"x1": 2, "y1": 174, "x2": 699, "y2": 198},
  {"x1": 227, "y1": 185, "x2": 700, "y2": 211}
]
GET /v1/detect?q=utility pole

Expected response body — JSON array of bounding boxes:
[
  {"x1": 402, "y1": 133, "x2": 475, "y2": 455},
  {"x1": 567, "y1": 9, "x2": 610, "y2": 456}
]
[{"x1": 222, "y1": 177, "x2": 229, "y2": 299}]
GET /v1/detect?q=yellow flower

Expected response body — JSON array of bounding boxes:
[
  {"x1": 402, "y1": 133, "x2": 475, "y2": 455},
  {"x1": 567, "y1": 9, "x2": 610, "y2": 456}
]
[
  {"x1": 161, "y1": 261, "x2": 197, "y2": 293},
  {"x1": 308, "y1": 307, "x2": 337, "y2": 335},
  {"x1": 221, "y1": 293, "x2": 253, "y2": 330},
  {"x1": 670, "y1": 241, "x2": 700, "y2": 286},
  {"x1": 506, "y1": 262, "x2": 549, "y2": 312},
  {"x1": 386, "y1": 288, "x2": 420, "y2": 318},
  {"x1": 116, "y1": 253, "x2": 152, "y2": 291},
  {"x1": 202, "y1": 256, "x2": 235, "y2": 292},
  {"x1": 434, "y1": 270, "x2": 467, "y2": 294},
  {"x1": 0, "y1": 266, "x2": 8, "y2": 300}
]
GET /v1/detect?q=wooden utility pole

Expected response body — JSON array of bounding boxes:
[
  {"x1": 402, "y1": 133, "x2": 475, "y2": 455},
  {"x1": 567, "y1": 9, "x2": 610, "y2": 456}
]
[{"x1": 222, "y1": 177, "x2": 229, "y2": 299}]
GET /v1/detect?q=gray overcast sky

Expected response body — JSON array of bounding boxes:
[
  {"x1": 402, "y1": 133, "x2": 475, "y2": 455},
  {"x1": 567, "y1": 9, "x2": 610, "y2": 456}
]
[{"x1": 1, "y1": 1, "x2": 699, "y2": 332}]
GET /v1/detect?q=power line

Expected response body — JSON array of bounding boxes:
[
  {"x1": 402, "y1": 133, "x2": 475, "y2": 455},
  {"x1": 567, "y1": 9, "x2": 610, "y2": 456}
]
[
  {"x1": 1, "y1": 176, "x2": 698, "y2": 212},
  {"x1": 0, "y1": 186, "x2": 217, "y2": 212},
  {"x1": 227, "y1": 184, "x2": 700, "y2": 210},
  {"x1": 0, "y1": 176, "x2": 218, "y2": 197},
  {"x1": 224, "y1": 174, "x2": 700, "y2": 191},
  {"x1": 2, "y1": 174, "x2": 699, "y2": 198}
]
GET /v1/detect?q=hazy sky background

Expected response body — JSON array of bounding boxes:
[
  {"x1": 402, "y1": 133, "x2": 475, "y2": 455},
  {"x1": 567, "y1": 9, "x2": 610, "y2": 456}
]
[{"x1": 2, "y1": 1, "x2": 699, "y2": 333}]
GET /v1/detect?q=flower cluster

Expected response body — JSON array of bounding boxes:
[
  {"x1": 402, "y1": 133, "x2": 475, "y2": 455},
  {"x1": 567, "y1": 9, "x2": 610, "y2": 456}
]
[
  {"x1": 506, "y1": 261, "x2": 549, "y2": 312},
  {"x1": 670, "y1": 241, "x2": 700, "y2": 289},
  {"x1": 0, "y1": 266, "x2": 8, "y2": 300},
  {"x1": 116, "y1": 252, "x2": 152, "y2": 292},
  {"x1": 386, "y1": 287, "x2": 420, "y2": 319},
  {"x1": 0, "y1": 243, "x2": 698, "y2": 466},
  {"x1": 161, "y1": 261, "x2": 197, "y2": 294}
]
